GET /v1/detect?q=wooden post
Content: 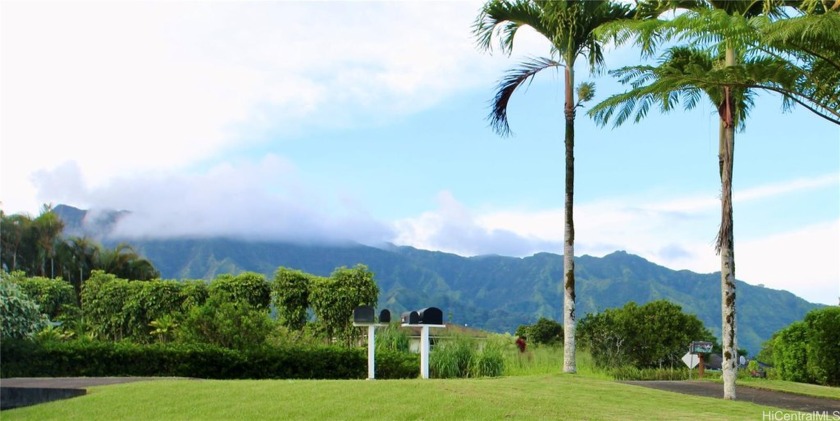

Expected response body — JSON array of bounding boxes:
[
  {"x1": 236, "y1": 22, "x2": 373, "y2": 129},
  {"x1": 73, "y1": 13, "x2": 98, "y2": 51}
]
[{"x1": 698, "y1": 354, "x2": 705, "y2": 379}]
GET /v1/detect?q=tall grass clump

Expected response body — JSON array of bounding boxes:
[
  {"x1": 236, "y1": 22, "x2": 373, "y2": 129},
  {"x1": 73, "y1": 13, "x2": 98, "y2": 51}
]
[
  {"x1": 609, "y1": 366, "x2": 693, "y2": 381},
  {"x1": 501, "y1": 339, "x2": 608, "y2": 378},
  {"x1": 375, "y1": 323, "x2": 410, "y2": 354},
  {"x1": 471, "y1": 336, "x2": 505, "y2": 377},
  {"x1": 431, "y1": 334, "x2": 475, "y2": 378},
  {"x1": 429, "y1": 334, "x2": 505, "y2": 378}
]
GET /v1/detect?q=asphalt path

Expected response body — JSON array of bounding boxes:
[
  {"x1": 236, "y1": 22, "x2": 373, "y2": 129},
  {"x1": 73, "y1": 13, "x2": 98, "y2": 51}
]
[{"x1": 624, "y1": 380, "x2": 840, "y2": 413}]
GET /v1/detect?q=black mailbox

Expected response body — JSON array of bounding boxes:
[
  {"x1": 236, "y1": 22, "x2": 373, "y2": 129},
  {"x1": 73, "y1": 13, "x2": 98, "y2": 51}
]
[
  {"x1": 418, "y1": 307, "x2": 443, "y2": 325},
  {"x1": 353, "y1": 306, "x2": 375, "y2": 324},
  {"x1": 401, "y1": 311, "x2": 420, "y2": 324},
  {"x1": 379, "y1": 309, "x2": 391, "y2": 324}
]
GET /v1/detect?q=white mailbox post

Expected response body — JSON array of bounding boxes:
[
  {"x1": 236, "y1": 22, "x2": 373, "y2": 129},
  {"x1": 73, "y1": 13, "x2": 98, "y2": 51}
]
[
  {"x1": 353, "y1": 306, "x2": 391, "y2": 380},
  {"x1": 402, "y1": 307, "x2": 445, "y2": 379}
]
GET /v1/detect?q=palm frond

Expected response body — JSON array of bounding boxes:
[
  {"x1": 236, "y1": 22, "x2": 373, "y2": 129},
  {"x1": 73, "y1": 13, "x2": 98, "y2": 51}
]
[
  {"x1": 489, "y1": 56, "x2": 563, "y2": 136},
  {"x1": 588, "y1": 46, "x2": 764, "y2": 129},
  {"x1": 474, "y1": 0, "x2": 548, "y2": 55}
]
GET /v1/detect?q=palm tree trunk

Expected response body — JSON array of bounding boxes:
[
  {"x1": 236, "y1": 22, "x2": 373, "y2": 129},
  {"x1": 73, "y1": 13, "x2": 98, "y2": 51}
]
[
  {"x1": 718, "y1": 46, "x2": 738, "y2": 400},
  {"x1": 563, "y1": 64, "x2": 577, "y2": 374}
]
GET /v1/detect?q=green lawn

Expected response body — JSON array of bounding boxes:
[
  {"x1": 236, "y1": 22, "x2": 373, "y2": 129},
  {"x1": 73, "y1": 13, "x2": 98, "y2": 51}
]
[{"x1": 2, "y1": 375, "x2": 809, "y2": 421}]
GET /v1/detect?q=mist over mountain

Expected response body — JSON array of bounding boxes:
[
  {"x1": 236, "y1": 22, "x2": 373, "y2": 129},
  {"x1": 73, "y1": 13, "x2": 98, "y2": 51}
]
[{"x1": 53, "y1": 204, "x2": 822, "y2": 355}]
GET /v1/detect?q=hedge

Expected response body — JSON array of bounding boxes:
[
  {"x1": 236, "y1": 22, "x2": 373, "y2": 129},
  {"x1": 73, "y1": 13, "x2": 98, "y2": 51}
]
[{"x1": 0, "y1": 339, "x2": 419, "y2": 380}]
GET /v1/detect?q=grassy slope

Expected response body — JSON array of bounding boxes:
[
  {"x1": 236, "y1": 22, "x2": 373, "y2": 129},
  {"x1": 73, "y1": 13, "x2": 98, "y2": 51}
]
[{"x1": 2, "y1": 375, "x2": 808, "y2": 421}]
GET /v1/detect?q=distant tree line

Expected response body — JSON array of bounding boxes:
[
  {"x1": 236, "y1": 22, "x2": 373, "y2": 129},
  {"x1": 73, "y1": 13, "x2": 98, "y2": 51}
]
[{"x1": 1, "y1": 205, "x2": 159, "y2": 303}]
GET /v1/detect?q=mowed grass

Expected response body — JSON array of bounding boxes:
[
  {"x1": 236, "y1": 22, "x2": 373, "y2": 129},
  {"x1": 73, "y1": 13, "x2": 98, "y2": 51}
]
[{"x1": 3, "y1": 374, "x2": 805, "y2": 421}]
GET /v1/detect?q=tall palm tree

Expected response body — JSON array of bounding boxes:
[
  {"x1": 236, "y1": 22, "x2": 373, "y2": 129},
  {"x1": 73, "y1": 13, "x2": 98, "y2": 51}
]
[
  {"x1": 588, "y1": 0, "x2": 807, "y2": 399},
  {"x1": 32, "y1": 204, "x2": 65, "y2": 277},
  {"x1": 57, "y1": 236, "x2": 99, "y2": 304},
  {"x1": 0, "y1": 212, "x2": 33, "y2": 272},
  {"x1": 474, "y1": 0, "x2": 633, "y2": 373}
]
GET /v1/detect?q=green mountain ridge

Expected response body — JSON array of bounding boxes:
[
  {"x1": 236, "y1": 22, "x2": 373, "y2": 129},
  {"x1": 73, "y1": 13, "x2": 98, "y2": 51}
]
[{"x1": 54, "y1": 204, "x2": 822, "y2": 355}]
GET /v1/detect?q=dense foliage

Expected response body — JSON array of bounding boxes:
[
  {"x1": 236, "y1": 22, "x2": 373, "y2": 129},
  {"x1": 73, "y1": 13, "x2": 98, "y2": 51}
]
[
  {"x1": 0, "y1": 278, "x2": 48, "y2": 339},
  {"x1": 4, "y1": 272, "x2": 77, "y2": 321},
  {"x1": 0, "y1": 260, "x2": 399, "y2": 379},
  {"x1": 272, "y1": 267, "x2": 314, "y2": 330},
  {"x1": 208, "y1": 272, "x2": 271, "y2": 310},
  {"x1": 0, "y1": 339, "x2": 419, "y2": 380},
  {"x1": 81, "y1": 271, "x2": 196, "y2": 342},
  {"x1": 309, "y1": 264, "x2": 379, "y2": 346},
  {"x1": 578, "y1": 300, "x2": 715, "y2": 369},
  {"x1": 765, "y1": 307, "x2": 840, "y2": 386}
]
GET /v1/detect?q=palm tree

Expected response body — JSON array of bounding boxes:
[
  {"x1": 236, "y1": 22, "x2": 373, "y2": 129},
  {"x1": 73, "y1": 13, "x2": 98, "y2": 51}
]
[
  {"x1": 32, "y1": 204, "x2": 65, "y2": 277},
  {"x1": 58, "y1": 236, "x2": 99, "y2": 304},
  {"x1": 588, "y1": 0, "x2": 809, "y2": 399},
  {"x1": 473, "y1": 0, "x2": 633, "y2": 373},
  {"x1": 0, "y1": 212, "x2": 33, "y2": 272},
  {"x1": 94, "y1": 243, "x2": 159, "y2": 281}
]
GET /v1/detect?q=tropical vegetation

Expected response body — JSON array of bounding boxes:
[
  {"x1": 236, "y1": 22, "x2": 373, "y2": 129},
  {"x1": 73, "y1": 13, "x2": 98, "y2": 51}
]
[{"x1": 759, "y1": 306, "x2": 840, "y2": 386}]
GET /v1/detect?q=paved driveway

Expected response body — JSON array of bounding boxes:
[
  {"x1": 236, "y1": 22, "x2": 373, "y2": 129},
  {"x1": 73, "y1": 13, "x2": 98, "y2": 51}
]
[{"x1": 624, "y1": 380, "x2": 840, "y2": 413}]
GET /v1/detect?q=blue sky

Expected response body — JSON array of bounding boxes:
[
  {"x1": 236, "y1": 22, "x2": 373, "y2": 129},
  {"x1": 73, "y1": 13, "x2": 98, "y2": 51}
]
[{"x1": 2, "y1": 1, "x2": 838, "y2": 305}]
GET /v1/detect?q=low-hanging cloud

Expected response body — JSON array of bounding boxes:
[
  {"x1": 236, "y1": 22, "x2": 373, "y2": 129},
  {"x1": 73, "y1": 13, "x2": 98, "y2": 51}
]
[{"x1": 32, "y1": 156, "x2": 394, "y2": 246}]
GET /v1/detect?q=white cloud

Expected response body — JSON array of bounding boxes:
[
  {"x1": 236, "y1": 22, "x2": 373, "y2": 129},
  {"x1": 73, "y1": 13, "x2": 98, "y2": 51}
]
[
  {"x1": 393, "y1": 174, "x2": 839, "y2": 304},
  {"x1": 35, "y1": 155, "x2": 393, "y2": 245},
  {"x1": 2, "y1": 0, "x2": 534, "y2": 215},
  {"x1": 392, "y1": 191, "x2": 558, "y2": 257},
  {"x1": 737, "y1": 220, "x2": 840, "y2": 306}
]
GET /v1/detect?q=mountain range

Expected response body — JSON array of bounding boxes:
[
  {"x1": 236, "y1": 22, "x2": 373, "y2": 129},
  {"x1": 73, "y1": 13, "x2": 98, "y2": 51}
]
[{"x1": 54, "y1": 204, "x2": 823, "y2": 354}]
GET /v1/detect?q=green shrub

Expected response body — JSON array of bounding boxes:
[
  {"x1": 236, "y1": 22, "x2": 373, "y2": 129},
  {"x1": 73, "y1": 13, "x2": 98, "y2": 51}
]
[
  {"x1": 1, "y1": 279, "x2": 48, "y2": 339},
  {"x1": 178, "y1": 299, "x2": 274, "y2": 350},
  {"x1": 804, "y1": 307, "x2": 840, "y2": 386},
  {"x1": 272, "y1": 267, "x2": 312, "y2": 330},
  {"x1": 209, "y1": 272, "x2": 271, "y2": 310},
  {"x1": 8, "y1": 275, "x2": 77, "y2": 321},
  {"x1": 375, "y1": 350, "x2": 419, "y2": 379},
  {"x1": 772, "y1": 321, "x2": 810, "y2": 383},
  {"x1": 0, "y1": 339, "x2": 414, "y2": 380}
]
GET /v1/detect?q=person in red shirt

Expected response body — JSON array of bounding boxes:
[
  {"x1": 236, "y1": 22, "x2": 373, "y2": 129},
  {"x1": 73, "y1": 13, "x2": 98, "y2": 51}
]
[{"x1": 516, "y1": 335, "x2": 527, "y2": 353}]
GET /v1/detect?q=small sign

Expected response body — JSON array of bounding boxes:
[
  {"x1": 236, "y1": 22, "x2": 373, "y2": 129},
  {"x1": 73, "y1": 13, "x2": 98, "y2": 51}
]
[
  {"x1": 682, "y1": 352, "x2": 699, "y2": 369},
  {"x1": 690, "y1": 341, "x2": 713, "y2": 354}
]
